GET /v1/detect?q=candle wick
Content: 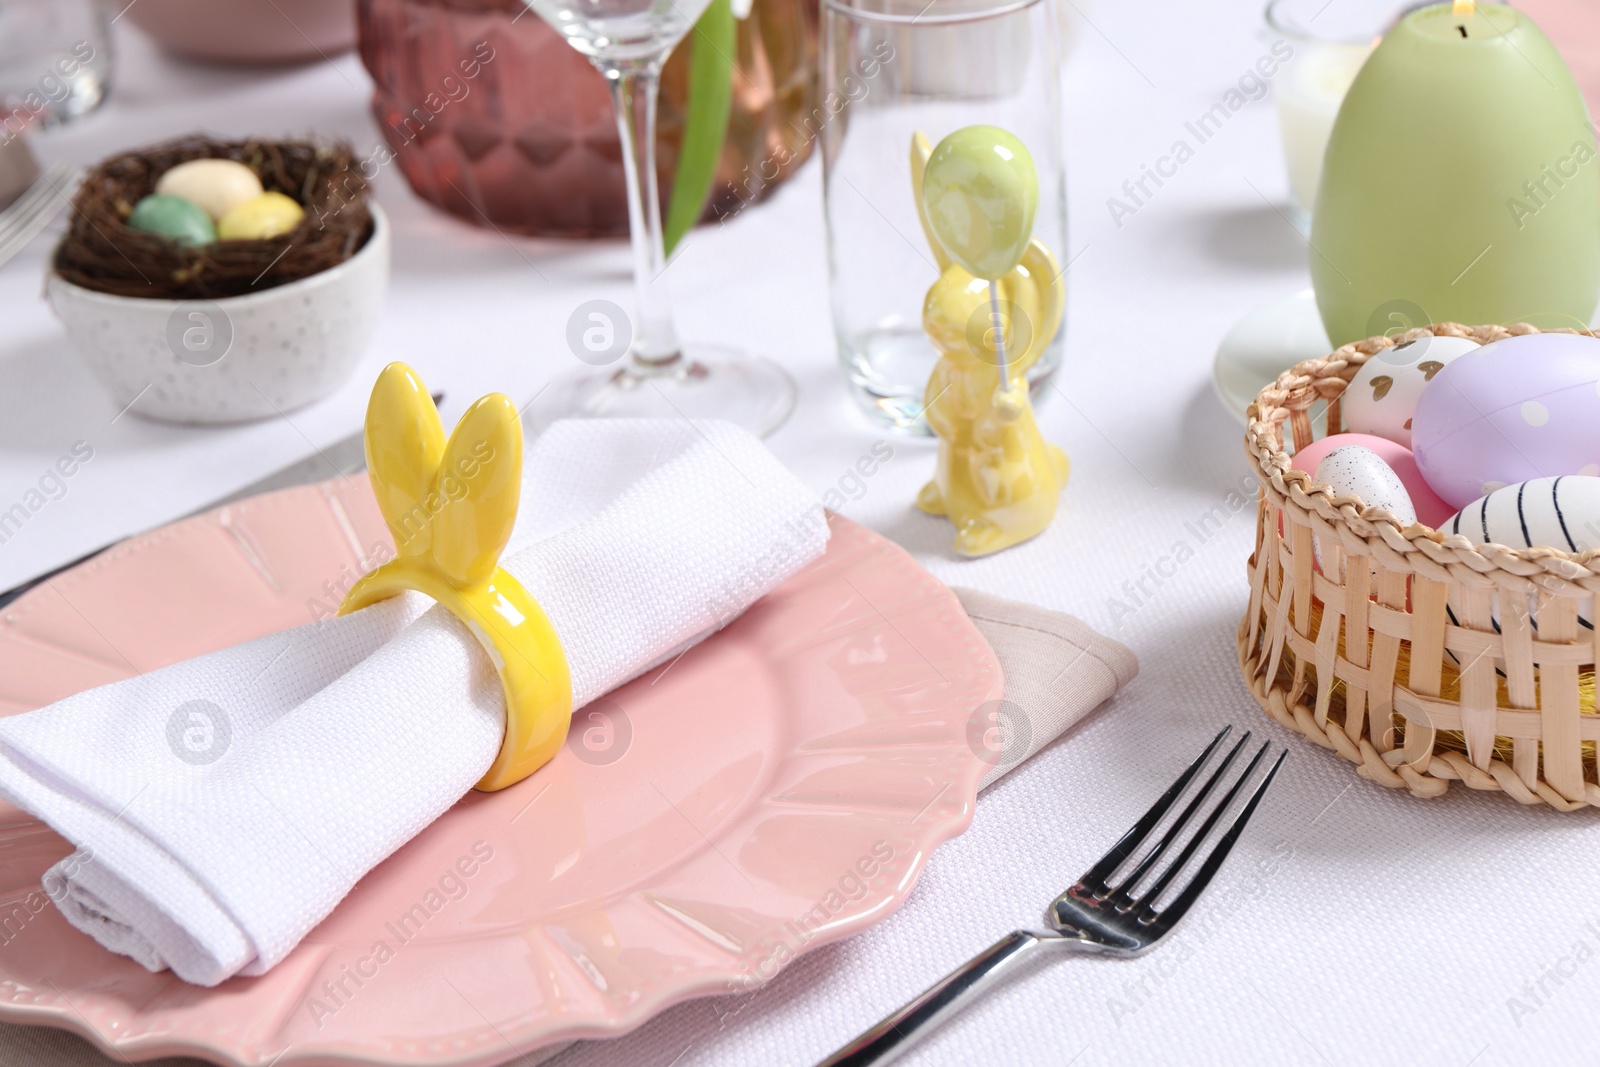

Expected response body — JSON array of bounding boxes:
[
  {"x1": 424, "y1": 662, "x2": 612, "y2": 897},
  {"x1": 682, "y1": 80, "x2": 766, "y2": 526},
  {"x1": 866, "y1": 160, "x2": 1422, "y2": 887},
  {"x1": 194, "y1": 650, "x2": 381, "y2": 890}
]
[{"x1": 1457, "y1": 24, "x2": 1468, "y2": 37}]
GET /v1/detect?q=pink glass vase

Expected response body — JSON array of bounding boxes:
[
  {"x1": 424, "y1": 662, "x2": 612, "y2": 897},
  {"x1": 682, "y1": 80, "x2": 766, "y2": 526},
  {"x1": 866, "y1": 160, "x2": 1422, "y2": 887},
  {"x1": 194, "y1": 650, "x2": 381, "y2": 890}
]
[{"x1": 357, "y1": 0, "x2": 818, "y2": 237}]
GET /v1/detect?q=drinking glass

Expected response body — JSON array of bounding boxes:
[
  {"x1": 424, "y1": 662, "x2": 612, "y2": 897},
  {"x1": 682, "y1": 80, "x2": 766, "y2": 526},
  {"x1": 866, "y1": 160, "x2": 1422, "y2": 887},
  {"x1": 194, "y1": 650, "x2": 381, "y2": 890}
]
[
  {"x1": 0, "y1": 0, "x2": 111, "y2": 133},
  {"x1": 519, "y1": 0, "x2": 796, "y2": 436},
  {"x1": 822, "y1": 0, "x2": 1066, "y2": 434}
]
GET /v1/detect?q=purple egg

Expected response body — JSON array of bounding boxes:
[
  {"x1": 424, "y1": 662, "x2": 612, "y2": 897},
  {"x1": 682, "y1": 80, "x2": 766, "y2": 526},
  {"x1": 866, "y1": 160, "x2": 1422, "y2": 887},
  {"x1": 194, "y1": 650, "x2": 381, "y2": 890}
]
[{"x1": 1412, "y1": 334, "x2": 1600, "y2": 508}]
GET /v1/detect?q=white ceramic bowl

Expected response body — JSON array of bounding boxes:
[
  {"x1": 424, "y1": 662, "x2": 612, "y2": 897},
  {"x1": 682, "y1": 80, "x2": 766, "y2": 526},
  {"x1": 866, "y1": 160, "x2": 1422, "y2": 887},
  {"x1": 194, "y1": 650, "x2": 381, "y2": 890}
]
[{"x1": 49, "y1": 204, "x2": 390, "y2": 424}]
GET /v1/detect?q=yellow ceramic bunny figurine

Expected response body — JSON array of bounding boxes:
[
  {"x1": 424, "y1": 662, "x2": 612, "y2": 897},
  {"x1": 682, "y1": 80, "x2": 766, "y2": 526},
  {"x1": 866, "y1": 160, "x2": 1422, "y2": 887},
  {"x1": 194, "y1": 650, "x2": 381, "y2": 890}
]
[{"x1": 912, "y1": 127, "x2": 1069, "y2": 557}]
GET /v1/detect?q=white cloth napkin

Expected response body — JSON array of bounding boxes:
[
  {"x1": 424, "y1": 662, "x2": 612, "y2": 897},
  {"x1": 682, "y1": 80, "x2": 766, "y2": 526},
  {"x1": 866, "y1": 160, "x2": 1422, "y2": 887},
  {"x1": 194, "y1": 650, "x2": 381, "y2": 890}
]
[{"x1": 0, "y1": 419, "x2": 829, "y2": 988}]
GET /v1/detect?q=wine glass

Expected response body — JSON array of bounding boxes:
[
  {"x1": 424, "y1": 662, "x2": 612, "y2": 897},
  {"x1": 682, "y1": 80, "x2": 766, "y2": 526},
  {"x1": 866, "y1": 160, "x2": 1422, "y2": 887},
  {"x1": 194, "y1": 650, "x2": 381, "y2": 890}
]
[{"x1": 521, "y1": 0, "x2": 796, "y2": 437}]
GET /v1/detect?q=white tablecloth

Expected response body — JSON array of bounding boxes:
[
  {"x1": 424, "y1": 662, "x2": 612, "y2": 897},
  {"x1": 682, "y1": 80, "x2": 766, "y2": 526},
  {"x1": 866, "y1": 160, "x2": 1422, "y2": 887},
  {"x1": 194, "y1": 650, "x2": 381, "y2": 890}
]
[{"x1": 2, "y1": 4, "x2": 1596, "y2": 1065}]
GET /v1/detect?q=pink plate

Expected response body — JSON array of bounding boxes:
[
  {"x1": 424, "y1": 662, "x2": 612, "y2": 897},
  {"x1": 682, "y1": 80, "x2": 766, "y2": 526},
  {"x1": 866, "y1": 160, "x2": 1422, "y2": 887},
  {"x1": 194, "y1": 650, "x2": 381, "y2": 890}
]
[{"x1": 0, "y1": 479, "x2": 1001, "y2": 1066}]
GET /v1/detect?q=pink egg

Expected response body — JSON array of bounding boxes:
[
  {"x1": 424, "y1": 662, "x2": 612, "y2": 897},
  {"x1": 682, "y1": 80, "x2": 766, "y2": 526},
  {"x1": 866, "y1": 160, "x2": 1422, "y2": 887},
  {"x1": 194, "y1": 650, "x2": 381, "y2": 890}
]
[{"x1": 1291, "y1": 432, "x2": 1453, "y2": 528}]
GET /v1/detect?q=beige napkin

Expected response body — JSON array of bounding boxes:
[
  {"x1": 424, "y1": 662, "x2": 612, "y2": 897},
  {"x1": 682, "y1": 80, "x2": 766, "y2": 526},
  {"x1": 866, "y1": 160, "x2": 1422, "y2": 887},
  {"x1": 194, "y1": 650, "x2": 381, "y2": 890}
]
[
  {"x1": 0, "y1": 589, "x2": 1136, "y2": 1066},
  {"x1": 953, "y1": 587, "x2": 1139, "y2": 790}
]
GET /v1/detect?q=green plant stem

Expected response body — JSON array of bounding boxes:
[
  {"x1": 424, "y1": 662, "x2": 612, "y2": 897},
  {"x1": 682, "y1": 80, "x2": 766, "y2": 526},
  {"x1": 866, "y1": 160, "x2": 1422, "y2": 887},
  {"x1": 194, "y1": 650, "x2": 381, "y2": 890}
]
[{"x1": 663, "y1": 0, "x2": 735, "y2": 257}]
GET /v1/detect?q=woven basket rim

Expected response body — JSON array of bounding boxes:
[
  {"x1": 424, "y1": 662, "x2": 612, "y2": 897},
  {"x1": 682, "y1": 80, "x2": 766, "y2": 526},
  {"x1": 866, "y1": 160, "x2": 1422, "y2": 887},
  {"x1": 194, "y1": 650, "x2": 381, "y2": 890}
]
[{"x1": 1245, "y1": 321, "x2": 1600, "y2": 579}]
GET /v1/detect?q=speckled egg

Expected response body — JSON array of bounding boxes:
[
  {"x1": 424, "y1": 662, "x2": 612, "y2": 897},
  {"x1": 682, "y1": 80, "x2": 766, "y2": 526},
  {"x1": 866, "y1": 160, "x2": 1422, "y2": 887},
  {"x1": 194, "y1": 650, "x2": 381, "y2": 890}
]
[
  {"x1": 1314, "y1": 445, "x2": 1418, "y2": 525},
  {"x1": 126, "y1": 194, "x2": 215, "y2": 247},
  {"x1": 155, "y1": 158, "x2": 263, "y2": 222},
  {"x1": 1412, "y1": 333, "x2": 1600, "y2": 509},
  {"x1": 1291, "y1": 432, "x2": 1452, "y2": 527},
  {"x1": 1309, "y1": 444, "x2": 1418, "y2": 575},
  {"x1": 1344, "y1": 333, "x2": 1478, "y2": 449}
]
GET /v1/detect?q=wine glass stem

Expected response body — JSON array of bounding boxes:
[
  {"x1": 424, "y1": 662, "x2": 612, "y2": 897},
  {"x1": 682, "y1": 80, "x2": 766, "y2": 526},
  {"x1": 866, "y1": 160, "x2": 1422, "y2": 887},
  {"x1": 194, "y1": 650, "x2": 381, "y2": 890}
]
[{"x1": 603, "y1": 61, "x2": 683, "y2": 370}]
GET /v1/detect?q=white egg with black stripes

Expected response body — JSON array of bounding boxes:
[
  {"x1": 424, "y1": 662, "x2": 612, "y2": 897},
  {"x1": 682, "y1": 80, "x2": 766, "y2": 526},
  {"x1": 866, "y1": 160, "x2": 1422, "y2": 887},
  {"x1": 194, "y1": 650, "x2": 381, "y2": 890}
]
[
  {"x1": 1444, "y1": 476, "x2": 1600, "y2": 555},
  {"x1": 1444, "y1": 476, "x2": 1600, "y2": 636}
]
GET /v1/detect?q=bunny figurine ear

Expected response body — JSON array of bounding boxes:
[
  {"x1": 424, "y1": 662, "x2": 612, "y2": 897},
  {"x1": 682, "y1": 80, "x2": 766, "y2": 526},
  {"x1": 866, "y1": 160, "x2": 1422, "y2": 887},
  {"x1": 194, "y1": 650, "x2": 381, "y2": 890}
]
[
  {"x1": 365, "y1": 363, "x2": 447, "y2": 560},
  {"x1": 340, "y1": 363, "x2": 572, "y2": 793},
  {"x1": 1011, "y1": 237, "x2": 1066, "y2": 373},
  {"x1": 910, "y1": 132, "x2": 953, "y2": 273},
  {"x1": 432, "y1": 394, "x2": 523, "y2": 587}
]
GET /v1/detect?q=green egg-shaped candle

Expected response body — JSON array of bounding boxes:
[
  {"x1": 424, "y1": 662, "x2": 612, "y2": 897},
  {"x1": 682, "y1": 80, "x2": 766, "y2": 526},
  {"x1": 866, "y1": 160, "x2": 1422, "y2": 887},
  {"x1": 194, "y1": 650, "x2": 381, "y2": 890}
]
[
  {"x1": 921, "y1": 125, "x2": 1039, "y2": 280},
  {"x1": 127, "y1": 194, "x2": 215, "y2": 247},
  {"x1": 1311, "y1": 2, "x2": 1600, "y2": 346}
]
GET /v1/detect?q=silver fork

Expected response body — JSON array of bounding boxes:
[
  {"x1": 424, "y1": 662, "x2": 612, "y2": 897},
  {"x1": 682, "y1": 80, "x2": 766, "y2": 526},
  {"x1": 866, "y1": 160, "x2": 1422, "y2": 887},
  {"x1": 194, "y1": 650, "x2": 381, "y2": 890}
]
[
  {"x1": 0, "y1": 161, "x2": 80, "y2": 269},
  {"x1": 817, "y1": 726, "x2": 1286, "y2": 1067}
]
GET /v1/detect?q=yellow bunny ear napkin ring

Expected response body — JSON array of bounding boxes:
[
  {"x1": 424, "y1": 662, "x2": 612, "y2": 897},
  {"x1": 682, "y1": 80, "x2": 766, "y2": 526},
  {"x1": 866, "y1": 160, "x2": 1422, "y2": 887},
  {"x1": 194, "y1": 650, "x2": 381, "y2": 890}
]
[{"x1": 338, "y1": 363, "x2": 572, "y2": 792}]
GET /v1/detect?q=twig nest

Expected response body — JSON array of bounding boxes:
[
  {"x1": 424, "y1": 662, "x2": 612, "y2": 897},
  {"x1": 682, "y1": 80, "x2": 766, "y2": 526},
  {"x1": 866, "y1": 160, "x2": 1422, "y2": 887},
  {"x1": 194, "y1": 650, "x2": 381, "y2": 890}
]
[{"x1": 53, "y1": 134, "x2": 370, "y2": 300}]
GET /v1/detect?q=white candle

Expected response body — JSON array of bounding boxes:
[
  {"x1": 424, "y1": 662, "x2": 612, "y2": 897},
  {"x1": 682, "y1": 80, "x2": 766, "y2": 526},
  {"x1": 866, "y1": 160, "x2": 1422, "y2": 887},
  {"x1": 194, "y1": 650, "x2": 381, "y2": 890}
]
[{"x1": 1274, "y1": 40, "x2": 1370, "y2": 219}]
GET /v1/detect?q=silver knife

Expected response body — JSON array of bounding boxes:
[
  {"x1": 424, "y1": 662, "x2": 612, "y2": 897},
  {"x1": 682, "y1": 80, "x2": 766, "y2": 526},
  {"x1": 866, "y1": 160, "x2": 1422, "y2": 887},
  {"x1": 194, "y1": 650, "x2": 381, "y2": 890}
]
[{"x1": 0, "y1": 393, "x2": 441, "y2": 609}]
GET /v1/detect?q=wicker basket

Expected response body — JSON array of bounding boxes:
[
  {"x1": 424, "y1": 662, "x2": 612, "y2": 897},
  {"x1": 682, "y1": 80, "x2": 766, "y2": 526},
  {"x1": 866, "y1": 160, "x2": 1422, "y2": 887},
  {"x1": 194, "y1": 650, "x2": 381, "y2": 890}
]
[{"x1": 1239, "y1": 322, "x2": 1600, "y2": 810}]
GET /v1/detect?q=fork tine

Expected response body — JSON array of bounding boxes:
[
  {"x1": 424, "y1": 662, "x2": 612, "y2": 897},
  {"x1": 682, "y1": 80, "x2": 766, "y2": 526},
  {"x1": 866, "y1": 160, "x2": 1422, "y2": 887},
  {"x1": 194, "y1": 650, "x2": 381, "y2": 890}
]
[
  {"x1": 7, "y1": 163, "x2": 75, "y2": 216},
  {"x1": 0, "y1": 164, "x2": 77, "y2": 264},
  {"x1": 1132, "y1": 739, "x2": 1272, "y2": 911},
  {"x1": 1079, "y1": 725, "x2": 1232, "y2": 891},
  {"x1": 0, "y1": 174, "x2": 62, "y2": 231},
  {"x1": 1102, "y1": 729, "x2": 1253, "y2": 903},
  {"x1": 33, "y1": 165, "x2": 80, "y2": 213},
  {"x1": 0, "y1": 213, "x2": 48, "y2": 261},
  {"x1": 0, "y1": 207, "x2": 53, "y2": 261},
  {"x1": 1142, "y1": 745, "x2": 1287, "y2": 930},
  {"x1": 43, "y1": 163, "x2": 81, "y2": 200}
]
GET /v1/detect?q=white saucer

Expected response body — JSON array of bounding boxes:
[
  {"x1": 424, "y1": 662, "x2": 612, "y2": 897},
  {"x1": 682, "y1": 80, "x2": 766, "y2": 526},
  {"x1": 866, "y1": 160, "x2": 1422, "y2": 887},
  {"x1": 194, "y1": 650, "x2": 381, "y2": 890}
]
[{"x1": 1211, "y1": 288, "x2": 1333, "y2": 424}]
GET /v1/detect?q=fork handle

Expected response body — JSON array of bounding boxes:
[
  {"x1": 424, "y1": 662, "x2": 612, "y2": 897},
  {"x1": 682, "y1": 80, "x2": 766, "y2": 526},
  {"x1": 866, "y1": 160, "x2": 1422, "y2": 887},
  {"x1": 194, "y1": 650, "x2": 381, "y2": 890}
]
[{"x1": 815, "y1": 931, "x2": 1043, "y2": 1067}]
